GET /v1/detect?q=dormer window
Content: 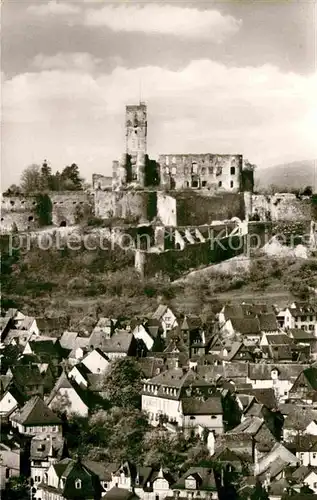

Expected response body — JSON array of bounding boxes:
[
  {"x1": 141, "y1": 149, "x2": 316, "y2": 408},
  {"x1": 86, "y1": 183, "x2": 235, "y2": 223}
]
[{"x1": 75, "y1": 479, "x2": 82, "y2": 489}]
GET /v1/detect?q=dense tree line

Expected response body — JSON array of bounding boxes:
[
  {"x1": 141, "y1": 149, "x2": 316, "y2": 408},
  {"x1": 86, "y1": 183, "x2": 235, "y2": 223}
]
[{"x1": 4, "y1": 161, "x2": 85, "y2": 194}]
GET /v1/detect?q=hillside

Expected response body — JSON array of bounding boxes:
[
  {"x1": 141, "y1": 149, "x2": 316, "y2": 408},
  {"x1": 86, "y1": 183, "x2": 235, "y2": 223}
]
[{"x1": 255, "y1": 159, "x2": 316, "y2": 191}]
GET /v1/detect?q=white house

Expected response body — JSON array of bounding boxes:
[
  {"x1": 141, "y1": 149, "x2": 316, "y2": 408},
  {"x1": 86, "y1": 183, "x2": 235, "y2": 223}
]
[
  {"x1": 46, "y1": 372, "x2": 91, "y2": 417},
  {"x1": 0, "y1": 384, "x2": 26, "y2": 417},
  {"x1": 81, "y1": 348, "x2": 110, "y2": 374},
  {"x1": 247, "y1": 364, "x2": 308, "y2": 402},
  {"x1": 151, "y1": 305, "x2": 178, "y2": 338}
]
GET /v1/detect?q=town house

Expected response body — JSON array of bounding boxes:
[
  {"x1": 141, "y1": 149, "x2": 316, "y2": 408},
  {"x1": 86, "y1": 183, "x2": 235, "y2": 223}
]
[
  {"x1": 30, "y1": 435, "x2": 67, "y2": 500},
  {"x1": 10, "y1": 396, "x2": 62, "y2": 436}
]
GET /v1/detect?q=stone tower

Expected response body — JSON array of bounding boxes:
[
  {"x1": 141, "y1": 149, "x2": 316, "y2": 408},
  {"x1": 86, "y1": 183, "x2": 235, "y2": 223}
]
[{"x1": 126, "y1": 102, "x2": 147, "y2": 185}]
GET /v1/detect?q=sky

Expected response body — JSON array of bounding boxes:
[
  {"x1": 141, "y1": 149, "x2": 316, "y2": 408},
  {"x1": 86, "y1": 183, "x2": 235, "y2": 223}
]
[{"x1": 2, "y1": 0, "x2": 317, "y2": 188}]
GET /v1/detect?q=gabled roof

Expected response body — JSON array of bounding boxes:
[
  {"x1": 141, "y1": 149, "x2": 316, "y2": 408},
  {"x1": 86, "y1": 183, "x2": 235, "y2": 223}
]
[
  {"x1": 101, "y1": 331, "x2": 134, "y2": 354},
  {"x1": 258, "y1": 313, "x2": 279, "y2": 332},
  {"x1": 181, "y1": 315, "x2": 202, "y2": 331},
  {"x1": 27, "y1": 340, "x2": 63, "y2": 360},
  {"x1": 152, "y1": 305, "x2": 169, "y2": 320},
  {"x1": 265, "y1": 334, "x2": 293, "y2": 345},
  {"x1": 46, "y1": 371, "x2": 95, "y2": 409},
  {"x1": 248, "y1": 363, "x2": 309, "y2": 381},
  {"x1": 226, "y1": 416, "x2": 263, "y2": 436},
  {"x1": 290, "y1": 329, "x2": 316, "y2": 341},
  {"x1": 9, "y1": 364, "x2": 43, "y2": 388},
  {"x1": 59, "y1": 331, "x2": 79, "y2": 350},
  {"x1": 181, "y1": 396, "x2": 223, "y2": 415},
  {"x1": 229, "y1": 318, "x2": 261, "y2": 335},
  {"x1": 173, "y1": 467, "x2": 217, "y2": 491},
  {"x1": 11, "y1": 395, "x2": 61, "y2": 425},
  {"x1": 2, "y1": 382, "x2": 27, "y2": 407},
  {"x1": 19, "y1": 316, "x2": 36, "y2": 330}
]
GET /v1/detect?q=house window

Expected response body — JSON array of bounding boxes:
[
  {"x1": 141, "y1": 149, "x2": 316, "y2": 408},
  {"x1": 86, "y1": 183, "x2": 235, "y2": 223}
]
[
  {"x1": 230, "y1": 167, "x2": 235, "y2": 175},
  {"x1": 5, "y1": 468, "x2": 10, "y2": 479},
  {"x1": 202, "y1": 181, "x2": 207, "y2": 187},
  {"x1": 218, "y1": 181, "x2": 222, "y2": 187},
  {"x1": 313, "y1": 453, "x2": 317, "y2": 459},
  {"x1": 230, "y1": 181, "x2": 234, "y2": 188},
  {"x1": 313, "y1": 482, "x2": 317, "y2": 488},
  {"x1": 208, "y1": 167, "x2": 213, "y2": 175},
  {"x1": 211, "y1": 415, "x2": 217, "y2": 419},
  {"x1": 75, "y1": 479, "x2": 82, "y2": 489},
  {"x1": 192, "y1": 163, "x2": 198, "y2": 174}
]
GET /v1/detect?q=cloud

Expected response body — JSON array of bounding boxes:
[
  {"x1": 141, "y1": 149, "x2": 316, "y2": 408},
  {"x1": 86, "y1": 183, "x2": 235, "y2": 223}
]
[
  {"x1": 2, "y1": 59, "x2": 317, "y2": 187},
  {"x1": 27, "y1": 1, "x2": 81, "y2": 16},
  {"x1": 32, "y1": 52, "x2": 102, "y2": 72},
  {"x1": 84, "y1": 5, "x2": 242, "y2": 42}
]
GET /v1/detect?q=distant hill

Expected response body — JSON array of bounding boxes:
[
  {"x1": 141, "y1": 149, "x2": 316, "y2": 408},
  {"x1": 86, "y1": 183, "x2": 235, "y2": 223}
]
[{"x1": 255, "y1": 159, "x2": 316, "y2": 191}]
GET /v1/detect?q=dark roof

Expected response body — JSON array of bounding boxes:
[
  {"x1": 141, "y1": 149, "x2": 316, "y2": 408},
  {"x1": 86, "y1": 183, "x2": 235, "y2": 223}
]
[
  {"x1": 265, "y1": 334, "x2": 294, "y2": 345},
  {"x1": 290, "y1": 329, "x2": 316, "y2": 341},
  {"x1": 303, "y1": 367, "x2": 317, "y2": 391},
  {"x1": 137, "y1": 357, "x2": 166, "y2": 379},
  {"x1": 173, "y1": 467, "x2": 217, "y2": 491},
  {"x1": 10, "y1": 364, "x2": 43, "y2": 388},
  {"x1": 248, "y1": 363, "x2": 309, "y2": 381},
  {"x1": 181, "y1": 315, "x2": 202, "y2": 331},
  {"x1": 230, "y1": 318, "x2": 261, "y2": 335},
  {"x1": 239, "y1": 388, "x2": 277, "y2": 410},
  {"x1": 96, "y1": 331, "x2": 134, "y2": 354},
  {"x1": 181, "y1": 396, "x2": 223, "y2": 415},
  {"x1": 28, "y1": 340, "x2": 63, "y2": 360},
  {"x1": 104, "y1": 487, "x2": 138, "y2": 500},
  {"x1": 258, "y1": 313, "x2": 279, "y2": 332},
  {"x1": 11, "y1": 396, "x2": 62, "y2": 425}
]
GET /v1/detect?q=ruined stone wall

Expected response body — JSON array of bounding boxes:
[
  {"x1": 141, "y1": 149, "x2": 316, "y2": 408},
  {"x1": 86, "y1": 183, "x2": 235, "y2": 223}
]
[
  {"x1": 171, "y1": 191, "x2": 245, "y2": 226},
  {"x1": 156, "y1": 193, "x2": 177, "y2": 226},
  {"x1": 1, "y1": 195, "x2": 38, "y2": 232},
  {"x1": 1, "y1": 192, "x2": 92, "y2": 233},
  {"x1": 158, "y1": 154, "x2": 242, "y2": 192},
  {"x1": 135, "y1": 234, "x2": 245, "y2": 277},
  {"x1": 50, "y1": 192, "x2": 92, "y2": 226},
  {"x1": 251, "y1": 194, "x2": 312, "y2": 222},
  {"x1": 94, "y1": 190, "x2": 157, "y2": 223},
  {"x1": 92, "y1": 174, "x2": 112, "y2": 190}
]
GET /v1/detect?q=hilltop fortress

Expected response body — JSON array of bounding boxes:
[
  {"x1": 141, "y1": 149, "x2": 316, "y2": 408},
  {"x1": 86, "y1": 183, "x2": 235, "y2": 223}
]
[{"x1": 1, "y1": 103, "x2": 316, "y2": 275}]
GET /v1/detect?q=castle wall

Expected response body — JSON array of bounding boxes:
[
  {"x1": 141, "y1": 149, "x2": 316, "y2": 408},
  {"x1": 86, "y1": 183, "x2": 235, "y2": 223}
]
[
  {"x1": 251, "y1": 194, "x2": 312, "y2": 222},
  {"x1": 135, "y1": 234, "x2": 245, "y2": 277},
  {"x1": 94, "y1": 190, "x2": 157, "y2": 223},
  {"x1": 170, "y1": 191, "x2": 245, "y2": 226},
  {"x1": 157, "y1": 193, "x2": 177, "y2": 226},
  {"x1": 158, "y1": 154, "x2": 242, "y2": 192},
  {"x1": 92, "y1": 174, "x2": 112, "y2": 190},
  {"x1": 50, "y1": 192, "x2": 92, "y2": 226},
  {"x1": 1, "y1": 192, "x2": 92, "y2": 233}
]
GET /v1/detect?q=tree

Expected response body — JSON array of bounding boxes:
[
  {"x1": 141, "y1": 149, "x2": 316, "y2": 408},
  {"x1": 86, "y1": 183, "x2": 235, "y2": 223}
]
[
  {"x1": 2, "y1": 476, "x2": 30, "y2": 500},
  {"x1": 35, "y1": 193, "x2": 53, "y2": 226},
  {"x1": 41, "y1": 160, "x2": 53, "y2": 190},
  {"x1": 87, "y1": 407, "x2": 149, "y2": 463},
  {"x1": 60, "y1": 163, "x2": 83, "y2": 190},
  {"x1": 101, "y1": 357, "x2": 144, "y2": 409},
  {"x1": 302, "y1": 185, "x2": 313, "y2": 196},
  {"x1": 3, "y1": 184, "x2": 22, "y2": 196},
  {"x1": 20, "y1": 164, "x2": 42, "y2": 193}
]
